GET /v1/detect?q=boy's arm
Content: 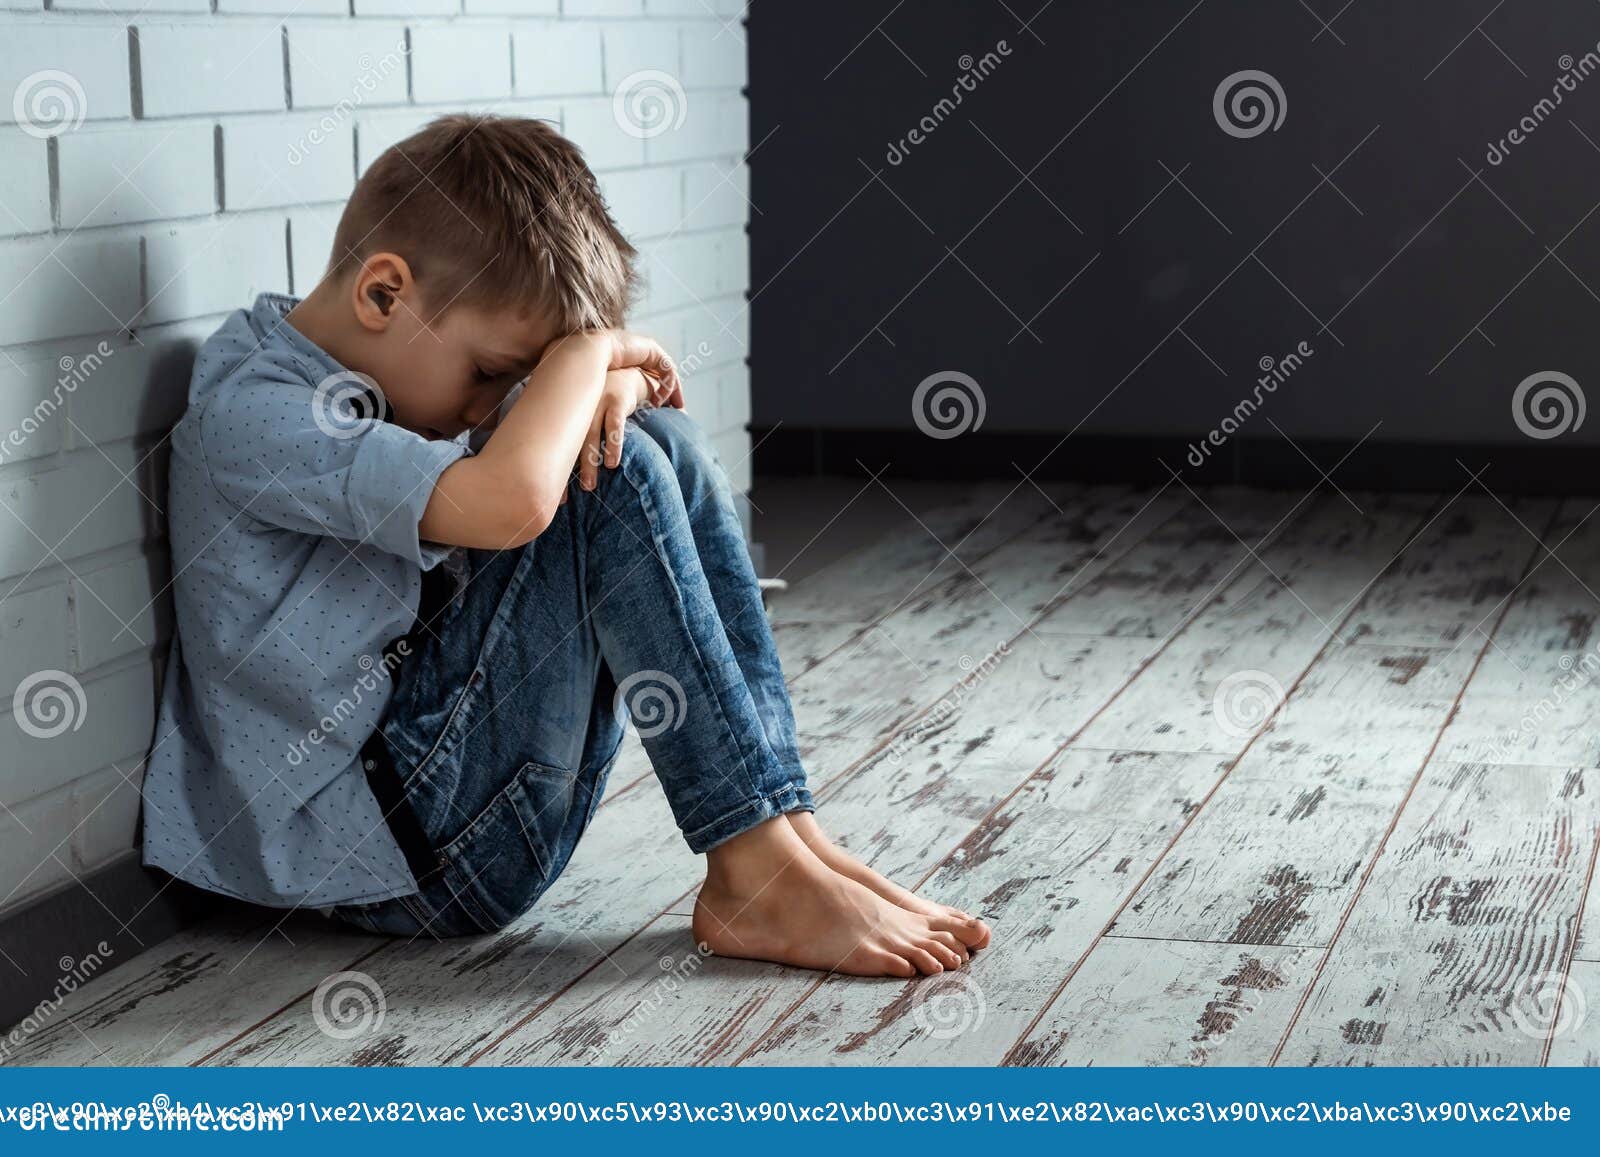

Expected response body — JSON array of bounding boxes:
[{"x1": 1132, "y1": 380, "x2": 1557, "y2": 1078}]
[
  {"x1": 419, "y1": 333, "x2": 608, "y2": 549},
  {"x1": 417, "y1": 331, "x2": 678, "y2": 549}
]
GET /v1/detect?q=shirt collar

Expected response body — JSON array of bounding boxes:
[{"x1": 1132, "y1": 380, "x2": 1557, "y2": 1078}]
[{"x1": 248, "y1": 292, "x2": 348, "y2": 381}]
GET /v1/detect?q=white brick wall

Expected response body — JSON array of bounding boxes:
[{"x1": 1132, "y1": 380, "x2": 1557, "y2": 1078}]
[{"x1": 0, "y1": 2, "x2": 750, "y2": 915}]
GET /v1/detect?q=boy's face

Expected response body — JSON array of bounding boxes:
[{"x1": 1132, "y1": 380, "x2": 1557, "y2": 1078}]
[{"x1": 368, "y1": 300, "x2": 563, "y2": 441}]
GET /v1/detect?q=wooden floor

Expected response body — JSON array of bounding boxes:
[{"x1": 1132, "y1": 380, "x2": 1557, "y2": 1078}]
[{"x1": 8, "y1": 479, "x2": 1600, "y2": 1067}]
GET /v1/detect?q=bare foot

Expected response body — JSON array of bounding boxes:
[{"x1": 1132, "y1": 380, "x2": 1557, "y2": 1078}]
[
  {"x1": 693, "y1": 816, "x2": 977, "y2": 976},
  {"x1": 787, "y1": 812, "x2": 992, "y2": 951}
]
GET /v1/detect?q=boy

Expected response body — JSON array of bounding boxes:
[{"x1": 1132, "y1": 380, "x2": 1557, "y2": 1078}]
[{"x1": 141, "y1": 115, "x2": 989, "y2": 977}]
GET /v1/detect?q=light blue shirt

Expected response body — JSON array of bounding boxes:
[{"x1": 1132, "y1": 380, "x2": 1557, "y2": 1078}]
[{"x1": 141, "y1": 293, "x2": 468, "y2": 909}]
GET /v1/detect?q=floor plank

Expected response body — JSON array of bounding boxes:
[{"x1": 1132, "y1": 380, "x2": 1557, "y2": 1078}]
[
  {"x1": 736, "y1": 750, "x2": 1230, "y2": 1066},
  {"x1": 0, "y1": 908, "x2": 380, "y2": 1067},
  {"x1": 1276, "y1": 762, "x2": 1600, "y2": 1066},
  {"x1": 1543, "y1": 959, "x2": 1600, "y2": 1066},
  {"x1": 1015, "y1": 937, "x2": 1320, "y2": 1066}
]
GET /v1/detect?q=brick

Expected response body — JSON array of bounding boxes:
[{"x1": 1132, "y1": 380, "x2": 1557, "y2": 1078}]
[
  {"x1": 602, "y1": 23, "x2": 680, "y2": 90},
  {"x1": 287, "y1": 23, "x2": 410, "y2": 111},
  {"x1": 717, "y1": 358, "x2": 750, "y2": 432},
  {"x1": 72, "y1": 759, "x2": 146, "y2": 872},
  {"x1": 645, "y1": 0, "x2": 709, "y2": 13},
  {"x1": 289, "y1": 206, "x2": 343, "y2": 295},
  {"x1": 678, "y1": 293, "x2": 746, "y2": 369},
  {"x1": 681, "y1": 159, "x2": 746, "y2": 230},
  {"x1": 466, "y1": 0, "x2": 557, "y2": 12},
  {"x1": 645, "y1": 89, "x2": 741, "y2": 163},
  {"x1": 0, "y1": 583, "x2": 72, "y2": 696},
  {"x1": 0, "y1": 24, "x2": 131, "y2": 125},
  {"x1": 0, "y1": 351, "x2": 66, "y2": 466},
  {"x1": 0, "y1": 782, "x2": 76, "y2": 907},
  {"x1": 411, "y1": 26, "x2": 512, "y2": 104},
  {"x1": 512, "y1": 22, "x2": 602, "y2": 97},
  {"x1": 682, "y1": 18, "x2": 746, "y2": 88},
  {"x1": 0, "y1": 657, "x2": 159, "y2": 809},
  {"x1": 75, "y1": 554, "x2": 171, "y2": 671},
  {"x1": 599, "y1": 165, "x2": 681, "y2": 240},
  {"x1": 0, "y1": 441, "x2": 157, "y2": 579},
  {"x1": 223, "y1": 115, "x2": 356, "y2": 211},
  {"x1": 710, "y1": 427, "x2": 749, "y2": 491},
  {"x1": 356, "y1": 109, "x2": 435, "y2": 174},
  {"x1": 353, "y1": 0, "x2": 458, "y2": 13},
  {"x1": 57, "y1": 122, "x2": 216, "y2": 230},
  {"x1": 563, "y1": 96, "x2": 645, "y2": 170},
  {"x1": 0, "y1": 129, "x2": 51, "y2": 237},
  {"x1": 564, "y1": 0, "x2": 642, "y2": 13},
  {"x1": 0, "y1": 233, "x2": 143, "y2": 346},
  {"x1": 219, "y1": 0, "x2": 346, "y2": 12},
  {"x1": 135, "y1": 24, "x2": 285, "y2": 117},
  {"x1": 143, "y1": 214, "x2": 288, "y2": 326},
  {"x1": 636, "y1": 233, "x2": 717, "y2": 313},
  {"x1": 65, "y1": 325, "x2": 199, "y2": 451},
  {"x1": 713, "y1": 226, "x2": 746, "y2": 295},
  {"x1": 56, "y1": 0, "x2": 207, "y2": 9}
]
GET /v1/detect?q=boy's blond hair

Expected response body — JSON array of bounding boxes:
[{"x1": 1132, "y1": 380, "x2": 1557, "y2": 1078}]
[{"x1": 327, "y1": 115, "x2": 637, "y2": 331}]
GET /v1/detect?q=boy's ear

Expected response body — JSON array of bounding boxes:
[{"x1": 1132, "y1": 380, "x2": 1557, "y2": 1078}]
[{"x1": 352, "y1": 253, "x2": 414, "y2": 333}]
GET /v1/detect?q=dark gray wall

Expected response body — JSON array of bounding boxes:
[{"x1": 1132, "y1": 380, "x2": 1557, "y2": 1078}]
[{"x1": 749, "y1": 2, "x2": 1600, "y2": 449}]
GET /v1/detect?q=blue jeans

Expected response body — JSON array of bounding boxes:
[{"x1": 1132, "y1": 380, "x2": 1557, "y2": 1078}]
[{"x1": 328, "y1": 408, "x2": 814, "y2": 938}]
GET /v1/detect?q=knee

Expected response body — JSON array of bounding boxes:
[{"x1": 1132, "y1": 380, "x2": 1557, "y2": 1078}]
[{"x1": 629, "y1": 407, "x2": 727, "y2": 499}]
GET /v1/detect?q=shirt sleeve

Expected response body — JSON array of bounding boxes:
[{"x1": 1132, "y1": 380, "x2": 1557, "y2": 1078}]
[{"x1": 197, "y1": 369, "x2": 468, "y2": 569}]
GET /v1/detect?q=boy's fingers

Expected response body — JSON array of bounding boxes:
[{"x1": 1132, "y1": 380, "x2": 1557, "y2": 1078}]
[
  {"x1": 605, "y1": 404, "x2": 625, "y2": 469},
  {"x1": 580, "y1": 414, "x2": 603, "y2": 490}
]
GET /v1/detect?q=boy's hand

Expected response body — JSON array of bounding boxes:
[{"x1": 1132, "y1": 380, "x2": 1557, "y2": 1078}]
[
  {"x1": 574, "y1": 367, "x2": 656, "y2": 492},
  {"x1": 606, "y1": 330, "x2": 684, "y2": 409}
]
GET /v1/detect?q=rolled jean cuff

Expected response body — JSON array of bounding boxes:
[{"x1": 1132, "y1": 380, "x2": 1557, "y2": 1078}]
[{"x1": 683, "y1": 781, "x2": 816, "y2": 854}]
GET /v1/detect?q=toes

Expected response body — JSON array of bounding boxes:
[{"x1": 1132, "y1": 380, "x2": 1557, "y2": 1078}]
[
  {"x1": 920, "y1": 938, "x2": 964, "y2": 969},
  {"x1": 932, "y1": 911, "x2": 991, "y2": 949},
  {"x1": 927, "y1": 930, "x2": 969, "y2": 963},
  {"x1": 902, "y1": 944, "x2": 945, "y2": 975},
  {"x1": 877, "y1": 951, "x2": 916, "y2": 978}
]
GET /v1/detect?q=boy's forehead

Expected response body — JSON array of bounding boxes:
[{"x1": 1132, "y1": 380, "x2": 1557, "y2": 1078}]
[{"x1": 459, "y1": 304, "x2": 561, "y2": 360}]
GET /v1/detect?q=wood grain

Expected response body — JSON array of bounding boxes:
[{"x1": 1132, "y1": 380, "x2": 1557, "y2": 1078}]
[{"x1": 1276, "y1": 762, "x2": 1600, "y2": 1066}]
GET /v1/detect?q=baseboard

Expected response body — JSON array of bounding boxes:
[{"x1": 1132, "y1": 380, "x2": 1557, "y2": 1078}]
[
  {"x1": 0, "y1": 853, "x2": 220, "y2": 1038},
  {"x1": 750, "y1": 427, "x2": 1599, "y2": 495}
]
